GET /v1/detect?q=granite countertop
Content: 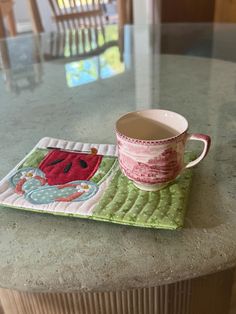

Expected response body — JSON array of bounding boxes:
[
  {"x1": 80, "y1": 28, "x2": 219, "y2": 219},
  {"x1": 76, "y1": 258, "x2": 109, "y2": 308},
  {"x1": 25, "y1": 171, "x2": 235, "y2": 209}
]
[{"x1": 0, "y1": 49, "x2": 235, "y2": 292}]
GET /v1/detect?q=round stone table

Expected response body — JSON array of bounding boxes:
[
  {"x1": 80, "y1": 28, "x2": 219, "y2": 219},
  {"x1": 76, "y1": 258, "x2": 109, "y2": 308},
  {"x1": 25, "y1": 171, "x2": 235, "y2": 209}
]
[{"x1": 0, "y1": 26, "x2": 235, "y2": 314}]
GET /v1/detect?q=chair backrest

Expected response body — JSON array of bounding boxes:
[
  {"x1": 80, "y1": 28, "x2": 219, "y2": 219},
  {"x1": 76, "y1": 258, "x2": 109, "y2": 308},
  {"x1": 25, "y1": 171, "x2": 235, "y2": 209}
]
[
  {"x1": 48, "y1": 0, "x2": 105, "y2": 32},
  {"x1": 43, "y1": 26, "x2": 120, "y2": 61},
  {"x1": 0, "y1": 1, "x2": 17, "y2": 38},
  {"x1": 0, "y1": 8, "x2": 6, "y2": 38}
]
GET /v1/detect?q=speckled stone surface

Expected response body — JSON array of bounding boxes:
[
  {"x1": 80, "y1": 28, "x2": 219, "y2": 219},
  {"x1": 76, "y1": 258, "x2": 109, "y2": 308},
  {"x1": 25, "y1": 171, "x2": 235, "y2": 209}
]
[{"x1": 0, "y1": 31, "x2": 236, "y2": 292}]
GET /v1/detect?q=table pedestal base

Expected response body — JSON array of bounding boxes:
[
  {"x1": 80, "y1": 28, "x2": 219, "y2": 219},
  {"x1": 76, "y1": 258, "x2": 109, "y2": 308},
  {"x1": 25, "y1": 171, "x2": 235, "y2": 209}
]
[{"x1": 0, "y1": 268, "x2": 234, "y2": 314}]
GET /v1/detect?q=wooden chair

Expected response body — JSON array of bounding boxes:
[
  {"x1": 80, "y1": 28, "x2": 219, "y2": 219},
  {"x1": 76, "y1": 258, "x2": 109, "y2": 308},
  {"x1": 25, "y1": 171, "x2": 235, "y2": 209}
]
[
  {"x1": 0, "y1": 7, "x2": 6, "y2": 38},
  {"x1": 26, "y1": 0, "x2": 124, "y2": 62},
  {"x1": 117, "y1": 0, "x2": 132, "y2": 29},
  {"x1": 47, "y1": 0, "x2": 106, "y2": 57},
  {"x1": 0, "y1": 0, "x2": 17, "y2": 37},
  {"x1": 27, "y1": 0, "x2": 105, "y2": 34},
  {"x1": 27, "y1": 0, "x2": 110, "y2": 57},
  {"x1": 43, "y1": 28, "x2": 118, "y2": 61},
  {"x1": 48, "y1": 0, "x2": 105, "y2": 32}
]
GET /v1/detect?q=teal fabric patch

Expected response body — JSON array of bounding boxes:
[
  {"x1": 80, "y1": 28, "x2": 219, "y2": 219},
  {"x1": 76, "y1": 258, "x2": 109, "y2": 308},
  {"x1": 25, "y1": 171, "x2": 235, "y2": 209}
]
[
  {"x1": 25, "y1": 181, "x2": 98, "y2": 204},
  {"x1": 10, "y1": 165, "x2": 99, "y2": 204},
  {"x1": 10, "y1": 167, "x2": 45, "y2": 187},
  {"x1": 23, "y1": 178, "x2": 44, "y2": 193}
]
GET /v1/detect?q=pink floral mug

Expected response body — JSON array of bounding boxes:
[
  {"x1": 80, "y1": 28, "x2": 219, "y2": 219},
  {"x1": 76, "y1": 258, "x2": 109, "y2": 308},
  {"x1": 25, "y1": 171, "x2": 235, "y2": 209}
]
[{"x1": 116, "y1": 109, "x2": 211, "y2": 191}]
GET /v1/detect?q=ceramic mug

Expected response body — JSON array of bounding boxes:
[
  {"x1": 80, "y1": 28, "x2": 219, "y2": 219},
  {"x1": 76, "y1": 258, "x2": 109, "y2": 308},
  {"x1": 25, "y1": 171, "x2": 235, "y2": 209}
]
[{"x1": 116, "y1": 109, "x2": 211, "y2": 191}]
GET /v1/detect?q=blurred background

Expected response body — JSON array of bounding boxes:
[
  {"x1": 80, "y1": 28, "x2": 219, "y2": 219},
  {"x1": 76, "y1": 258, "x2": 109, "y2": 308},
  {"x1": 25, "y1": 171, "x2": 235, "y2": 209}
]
[
  {"x1": 2, "y1": 0, "x2": 236, "y2": 35},
  {"x1": 1, "y1": 0, "x2": 236, "y2": 95},
  {"x1": 1, "y1": 0, "x2": 236, "y2": 61},
  {"x1": 1, "y1": 0, "x2": 236, "y2": 35}
]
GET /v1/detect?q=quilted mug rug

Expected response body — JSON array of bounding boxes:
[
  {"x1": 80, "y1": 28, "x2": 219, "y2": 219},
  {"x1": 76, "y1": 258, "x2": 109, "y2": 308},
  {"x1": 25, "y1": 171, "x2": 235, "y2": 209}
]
[{"x1": 0, "y1": 137, "x2": 195, "y2": 230}]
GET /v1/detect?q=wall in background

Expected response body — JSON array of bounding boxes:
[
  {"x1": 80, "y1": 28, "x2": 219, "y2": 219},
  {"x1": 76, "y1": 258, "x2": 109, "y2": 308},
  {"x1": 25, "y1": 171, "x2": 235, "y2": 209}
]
[
  {"x1": 12, "y1": 0, "x2": 236, "y2": 35},
  {"x1": 161, "y1": 0, "x2": 236, "y2": 23},
  {"x1": 215, "y1": 0, "x2": 236, "y2": 22},
  {"x1": 14, "y1": 0, "x2": 28, "y2": 22},
  {"x1": 14, "y1": 0, "x2": 30, "y2": 32},
  {"x1": 13, "y1": 0, "x2": 54, "y2": 33},
  {"x1": 161, "y1": 0, "x2": 215, "y2": 22}
]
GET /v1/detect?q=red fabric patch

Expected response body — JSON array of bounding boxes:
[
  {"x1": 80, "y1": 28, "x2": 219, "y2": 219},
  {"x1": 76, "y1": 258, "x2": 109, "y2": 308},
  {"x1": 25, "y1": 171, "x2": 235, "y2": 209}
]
[
  {"x1": 39, "y1": 150, "x2": 102, "y2": 185},
  {"x1": 15, "y1": 178, "x2": 27, "y2": 195}
]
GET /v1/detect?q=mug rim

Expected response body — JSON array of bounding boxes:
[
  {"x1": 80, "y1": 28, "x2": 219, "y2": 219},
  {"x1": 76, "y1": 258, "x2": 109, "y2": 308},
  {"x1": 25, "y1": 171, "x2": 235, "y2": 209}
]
[{"x1": 116, "y1": 109, "x2": 189, "y2": 144}]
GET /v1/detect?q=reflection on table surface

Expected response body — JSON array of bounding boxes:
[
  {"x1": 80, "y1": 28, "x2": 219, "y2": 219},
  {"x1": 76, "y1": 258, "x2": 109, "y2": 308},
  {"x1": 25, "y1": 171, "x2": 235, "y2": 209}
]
[
  {"x1": 1, "y1": 23, "x2": 236, "y2": 94},
  {"x1": 0, "y1": 36, "x2": 43, "y2": 93},
  {"x1": 65, "y1": 46, "x2": 125, "y2": 88},
  {"x1": 0, "y1": 24, "x2": 126, "y2": 93}
]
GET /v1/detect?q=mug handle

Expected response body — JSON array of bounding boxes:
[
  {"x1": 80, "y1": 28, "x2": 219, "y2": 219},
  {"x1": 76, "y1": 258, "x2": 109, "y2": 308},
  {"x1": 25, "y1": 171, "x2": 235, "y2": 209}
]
[{"x1": 185, "y1": 133, "x2": 211, "y2": 169}]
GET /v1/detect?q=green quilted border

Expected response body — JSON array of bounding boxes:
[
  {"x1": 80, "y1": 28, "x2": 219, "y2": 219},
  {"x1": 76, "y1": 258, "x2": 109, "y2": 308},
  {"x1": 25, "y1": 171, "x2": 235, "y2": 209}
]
[
  {"x1": 92, "y1": 156, "x2": 193, "y2": 230},
  {"x1": 20, "y1": 149, "x2": 48, "y2": 169}
]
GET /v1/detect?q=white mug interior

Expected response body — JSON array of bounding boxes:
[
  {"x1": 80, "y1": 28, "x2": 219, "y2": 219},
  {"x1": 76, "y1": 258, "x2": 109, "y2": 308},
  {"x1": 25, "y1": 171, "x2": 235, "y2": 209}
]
[{"x1": 116, "y1": 109, "x2": 189, "y2": 141}]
